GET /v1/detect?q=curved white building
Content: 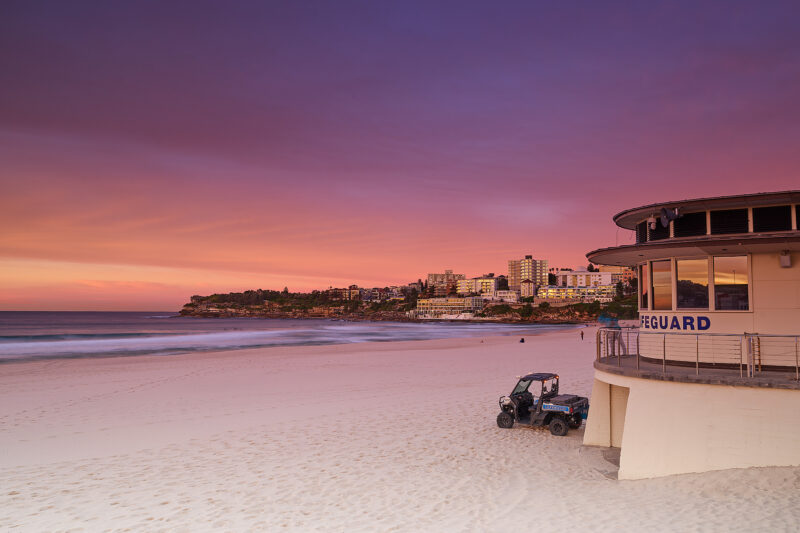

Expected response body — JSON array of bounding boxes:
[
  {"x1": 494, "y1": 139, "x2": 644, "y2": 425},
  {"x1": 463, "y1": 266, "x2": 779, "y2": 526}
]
[{"x1": 583, "y1": 191, "x2": 800, "y2": 479}]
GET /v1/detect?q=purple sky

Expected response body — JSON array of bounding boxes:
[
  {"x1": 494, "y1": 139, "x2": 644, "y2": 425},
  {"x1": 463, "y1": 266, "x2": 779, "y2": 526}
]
[{"x1": 1, "y1": 1, "x2": 799, "y2": 309}]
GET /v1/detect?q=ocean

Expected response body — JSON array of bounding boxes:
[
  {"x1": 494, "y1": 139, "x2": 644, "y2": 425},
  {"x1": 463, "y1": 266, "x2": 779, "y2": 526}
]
[{"x1": 0, "y1": 312, "x2": 576, "y2": 362}]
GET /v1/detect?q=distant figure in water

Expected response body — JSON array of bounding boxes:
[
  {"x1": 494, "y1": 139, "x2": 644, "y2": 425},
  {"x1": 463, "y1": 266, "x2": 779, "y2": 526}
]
[
  {"x1": 519, "y1": 338, "x2": 525, "y2": 343},
  {"x1": 580, "y1": 331, "x2": 584, "y2": 340}
]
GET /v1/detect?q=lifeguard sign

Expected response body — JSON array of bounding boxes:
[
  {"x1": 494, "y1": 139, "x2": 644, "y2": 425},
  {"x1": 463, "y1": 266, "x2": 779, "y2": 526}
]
[{"x1": 641, "y1": 315, "x2": 710, "y2": 331}]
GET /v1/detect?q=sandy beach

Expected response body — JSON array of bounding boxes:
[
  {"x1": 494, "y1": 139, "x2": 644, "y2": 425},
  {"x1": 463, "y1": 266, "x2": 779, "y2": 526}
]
[{"x1": 2, "y1": 325, "x2": 799, "y2": 532}]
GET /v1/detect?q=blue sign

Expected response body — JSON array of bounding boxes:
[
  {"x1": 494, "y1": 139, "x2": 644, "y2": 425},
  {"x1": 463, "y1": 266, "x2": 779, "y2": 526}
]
[
  {"x1": 542, "y1": 403, "x2": 570, "y2": 413},
  {"x1": 641, "y1": 315, "x2": 710, "y2": 331}
]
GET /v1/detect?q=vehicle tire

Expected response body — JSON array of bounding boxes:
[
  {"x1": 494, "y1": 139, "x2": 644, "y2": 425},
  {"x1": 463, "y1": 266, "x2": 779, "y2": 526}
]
[
  {"x1": 569, "y1": 414, "x2": 582, "y2": 429},
  {"x1": 496, "y1": 411, "x2": 514, "y2": 429},
  {"x1": 549, "y1": 416, "x2": 569, "y2": 436}
]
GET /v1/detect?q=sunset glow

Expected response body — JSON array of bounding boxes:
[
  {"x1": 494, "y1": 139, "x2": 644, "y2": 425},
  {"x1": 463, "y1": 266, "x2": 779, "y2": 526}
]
[{"x1": 2, "y1": 2, "x2": 799, "y2": 310}]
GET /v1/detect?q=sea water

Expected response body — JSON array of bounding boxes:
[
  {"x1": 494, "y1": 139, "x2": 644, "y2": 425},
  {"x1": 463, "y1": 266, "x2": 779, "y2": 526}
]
[{"x1": 0, "y1": 312, "x2": 576, "y2": 362}]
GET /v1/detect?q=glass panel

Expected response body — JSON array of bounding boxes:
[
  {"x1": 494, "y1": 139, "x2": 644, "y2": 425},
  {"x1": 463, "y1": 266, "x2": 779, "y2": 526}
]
[
  {"x1": 639, "y1": 263, "x2": 649, "y2": 309},
  {"x1": 651, "y1": 260, "x2": 672, "y2": 310},
  {"x1": 649, "y1": 222, "x2": 669, "y2": 241},
  {"x1": 753, "y1": 205, "x2": 791, "y2": 232},
  {"x1": 512, "y1": 380, "x2": 531, "y2": 394},
  {"x1": 710, "y1": 209, "x2": 748, "y2": 234},
  {"x1": 676, "y1": 259, "x2": 709, "y2": 309},
  {"x1": 674, "y1": 211, "x2": 707, "y2": 237},
  {"x1": 636, "y1": 221, "x2": 648, "y2": 243},
  {"x1": 714, "y1": 256, "x2": 749, "y2": 310}
]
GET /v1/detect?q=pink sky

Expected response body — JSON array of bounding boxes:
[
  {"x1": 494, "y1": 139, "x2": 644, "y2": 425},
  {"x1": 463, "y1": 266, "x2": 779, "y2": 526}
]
[{"x1": 2, "y1": 2, "x2": 799, "y2": 310}]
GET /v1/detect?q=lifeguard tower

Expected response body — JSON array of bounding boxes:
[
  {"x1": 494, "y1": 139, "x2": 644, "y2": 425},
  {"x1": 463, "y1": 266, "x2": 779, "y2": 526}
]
[{"x1": 583, "y1": 191, "x2": 800, "y2": 479}]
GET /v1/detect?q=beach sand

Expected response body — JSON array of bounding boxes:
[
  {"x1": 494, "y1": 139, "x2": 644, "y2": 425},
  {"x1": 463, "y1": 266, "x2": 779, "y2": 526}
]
[{"x1": 1, "y1": 325, "x2": 799, "y2": 531}]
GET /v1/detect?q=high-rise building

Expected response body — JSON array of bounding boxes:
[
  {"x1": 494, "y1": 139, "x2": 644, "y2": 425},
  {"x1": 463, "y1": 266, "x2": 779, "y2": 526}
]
[{"x1": 508, "y1": 255, "x2": 548, "y2": 290}]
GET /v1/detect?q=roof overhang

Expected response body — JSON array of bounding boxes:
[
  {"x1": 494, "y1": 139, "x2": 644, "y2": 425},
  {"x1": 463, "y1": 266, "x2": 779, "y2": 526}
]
[
  {"x1": 613, "y1": 190, "x2": 800, "y2": 230},
  {"x1": 587, "y1": 233, "x2": 800, "y2": 266}
]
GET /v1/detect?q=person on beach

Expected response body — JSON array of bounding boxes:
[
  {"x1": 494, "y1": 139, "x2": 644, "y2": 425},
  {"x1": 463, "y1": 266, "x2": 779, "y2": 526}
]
[
  {"x1": 580, "y1": 331, "x2": 584, "y2": 340},
  {"x1": 519, "y1": 338, "x2": 525, "y2": 343}
]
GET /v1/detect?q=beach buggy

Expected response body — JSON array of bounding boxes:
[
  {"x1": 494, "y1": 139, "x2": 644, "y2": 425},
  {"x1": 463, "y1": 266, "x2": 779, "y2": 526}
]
[{"x1": 496, "y1": 373, "x2": 589, "y2": 436}]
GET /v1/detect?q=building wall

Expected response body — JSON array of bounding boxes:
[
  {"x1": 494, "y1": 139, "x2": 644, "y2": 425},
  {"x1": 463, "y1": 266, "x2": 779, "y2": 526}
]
[
  {"x1": 584, "y1": 380, "x2": 629, "y2": 448},
  {"x1": 584, "y1": 369, "x2": 800, "y2": 479}
]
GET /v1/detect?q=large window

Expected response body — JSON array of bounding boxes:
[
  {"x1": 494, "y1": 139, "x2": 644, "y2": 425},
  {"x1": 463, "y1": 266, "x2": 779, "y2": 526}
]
[
  {"x1": 651, "y1": 260, "x2": 672, "y2": 310},
  {"x1": 674, "y1": 212, "x2": 707, "y2": 237},
  {"x1": 676, "y1": 259, "x2": 709, "y2": 309},
  {"x1": 713, "y1": 256, "x2": 749, "y2": 310},
  {"x1": 639, "y1": 263, "x2": 649, "y2": 309},
  {"x1": 753, "y1": 205, "x2": 791, "y2": 232},
  {"x1": 710, "y1": 209, "x2": 748, "y2": 234}
]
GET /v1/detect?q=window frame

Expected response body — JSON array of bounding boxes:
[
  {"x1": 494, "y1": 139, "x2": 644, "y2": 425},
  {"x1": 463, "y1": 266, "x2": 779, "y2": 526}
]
[
  {"x1": 711, "y1": 254, "x2": 751, "y2": 312},
  {"x1": 638, "y1": 262, "x2": 650, "y2": 310},
  {"x1": 674, "y1": 257, "x2": 710, "y2": 310},
  {"x1": 650, "y1": 259, "x2": 673, "y2": 311},
  {"x1": 637, "y1": 254, "x2": 752, "y2": 313}
]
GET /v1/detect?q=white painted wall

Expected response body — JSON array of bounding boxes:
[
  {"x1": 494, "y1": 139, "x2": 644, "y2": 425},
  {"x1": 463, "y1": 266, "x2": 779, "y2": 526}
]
[{"x1": 584, "y1": 370, "x2": 800, "y2": 479}]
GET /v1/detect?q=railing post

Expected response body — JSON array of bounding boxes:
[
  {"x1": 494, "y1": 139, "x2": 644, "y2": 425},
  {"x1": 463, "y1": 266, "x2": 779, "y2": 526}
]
[
  {"x1": 739, "y1": 336, "x2": 743, "y2": 378},
  {"x1": 636, "y1": 329, "x2": 640, "y2": 370},
  {"x1": 695, "y1": 334, "x2": 699, "y2": 375},
  {"x1": 795, "y1": 336, "x2": 799, "y2": 382},
  {"x1": 596, "y1": 329, "x2": 601, "y2": 361},
  {"x1": 662, "y1": 333, "x2": 666, "y2": 373}
]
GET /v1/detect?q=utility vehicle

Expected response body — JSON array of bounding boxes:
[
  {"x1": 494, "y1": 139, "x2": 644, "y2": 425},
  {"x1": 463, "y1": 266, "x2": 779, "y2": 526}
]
[{"x1": 496, "y1": 373, "x2": 589, "y2": 436}]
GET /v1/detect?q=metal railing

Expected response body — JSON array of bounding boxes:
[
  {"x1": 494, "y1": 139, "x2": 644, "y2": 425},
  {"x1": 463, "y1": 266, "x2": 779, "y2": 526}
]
[{"x1": 596, "y1": 327, "x2": 800, "y2": 381}]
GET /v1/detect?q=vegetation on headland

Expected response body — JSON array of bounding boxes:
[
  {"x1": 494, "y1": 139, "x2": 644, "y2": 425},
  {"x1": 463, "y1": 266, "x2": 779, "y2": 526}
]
[{"x1": 180, "y1": 288, "x2": 638, "y2": 323}]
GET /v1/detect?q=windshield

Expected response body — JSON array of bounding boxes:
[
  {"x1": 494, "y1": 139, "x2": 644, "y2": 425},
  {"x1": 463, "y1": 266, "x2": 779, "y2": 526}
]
[{"x1": 512, "y1": 379, "x2": 531, "y2": 394}]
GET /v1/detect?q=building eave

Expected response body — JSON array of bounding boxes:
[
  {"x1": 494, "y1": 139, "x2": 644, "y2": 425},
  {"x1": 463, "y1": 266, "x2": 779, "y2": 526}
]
[
  {"x1": 587, "y1": 232, "x2": 800, "y2": 266},
  {"x1": 612, "y1": 190, "x2": 800, "y2": 230}
]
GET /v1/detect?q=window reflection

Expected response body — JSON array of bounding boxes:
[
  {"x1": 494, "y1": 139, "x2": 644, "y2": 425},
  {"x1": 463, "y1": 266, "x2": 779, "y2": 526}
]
[
  {"x1": 714, "y1": 256, "x2": 748, "y2": 310},
  {"x1": 652, "y1": 260, "x2": 672, "y2": 310},
  {"x1": 676, "y1": 259, "x2": 709, "y2": 309}
]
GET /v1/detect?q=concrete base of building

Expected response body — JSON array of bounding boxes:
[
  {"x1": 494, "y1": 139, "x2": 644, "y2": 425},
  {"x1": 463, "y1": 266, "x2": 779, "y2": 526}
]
[{"x1": 583, "y1": 369, "x2": 800, "y2": 479}]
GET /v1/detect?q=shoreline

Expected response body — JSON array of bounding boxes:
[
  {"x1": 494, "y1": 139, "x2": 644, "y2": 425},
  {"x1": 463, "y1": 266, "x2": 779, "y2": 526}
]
[{"x1": 0, "y1": 319, "x2": 587, "y2": 366}]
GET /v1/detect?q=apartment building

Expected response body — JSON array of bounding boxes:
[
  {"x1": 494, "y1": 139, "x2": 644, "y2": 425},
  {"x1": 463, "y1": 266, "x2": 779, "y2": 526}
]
[
  {"x1": 456, "y1": 276, "x2": 498, "y2": 295},
  {"x1": 508, "y1": 255, "x2": 548, "y2": 290},
  {"x1": 556, "y1": 270, "x2": 613, "y2": 287},
  {"x1": 415, "y1": 297, "x2": 484, "y2": 318},
  {"x1": 427, "y1": 269, "x2": 464, "y2": 296},
  {"x1": 537, "y1": 285, "x2": 616, "y2": 302}
]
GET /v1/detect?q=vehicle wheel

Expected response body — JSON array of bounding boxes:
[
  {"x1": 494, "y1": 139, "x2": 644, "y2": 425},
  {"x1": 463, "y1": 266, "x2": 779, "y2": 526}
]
[
  {"x1": 569, "y1": 415, "x2": 582, "y2": 429},
  {"x1": 549, "y1": 416, "x2": 569, "y2": 436},
  {"x1": 496, "y1": 411, "x2": 514, "y2": 429}
]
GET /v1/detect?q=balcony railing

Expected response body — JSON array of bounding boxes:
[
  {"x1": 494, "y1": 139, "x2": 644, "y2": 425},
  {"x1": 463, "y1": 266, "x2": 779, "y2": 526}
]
[{"x1": 596, "y1": 327, "x2": 800, "y2": 381}]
